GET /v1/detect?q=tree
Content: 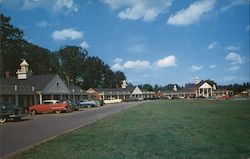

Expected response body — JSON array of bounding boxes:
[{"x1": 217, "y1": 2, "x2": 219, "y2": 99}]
[
  {"x1": 22, "y1": 41, "x2": 59, "y2": 75},
  {"x1": 204, "y1": 79, "x2": 217, "y2": 87},
  {"x1": 114, "y1": 71, "x2": 126, "y2": 87},
  {"x1": 56, "y1": 45, "x2": 87, "y2": 86},
  {"x1": 0, "y1": 14, "x2": 24, "y2": 78},
  {"x1": 142, "y1": 84, "x2": 153, "y2": 91}
]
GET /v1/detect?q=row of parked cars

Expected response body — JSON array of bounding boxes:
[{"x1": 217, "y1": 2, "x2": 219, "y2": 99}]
[
  {"x1": 0, "y1": 98, "x2": 104, "y2": 123},
  {"x1": 0, "y1": 96, "x2": 148, "y2": 123}
]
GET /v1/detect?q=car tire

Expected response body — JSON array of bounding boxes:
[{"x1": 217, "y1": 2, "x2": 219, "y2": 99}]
[
  {"x1": 0, "y1": 118, "x2": 7, "y2": 123},
  {"x1": 31, "y1": 110, "x2": 37, "y2": 115}
]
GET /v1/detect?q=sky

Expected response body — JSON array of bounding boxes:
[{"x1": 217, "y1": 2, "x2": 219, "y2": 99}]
[{"x1": 1, "y1": 0, "x2": 249, "y2": 86}]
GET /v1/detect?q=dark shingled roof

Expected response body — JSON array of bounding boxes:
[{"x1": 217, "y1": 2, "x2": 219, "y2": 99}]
[
  {"x1": 92, "y1": 86, "x2": 137, "y2": 95},
  {"x1": 0, "y1": 74, "x2": 58, "y2": 95},
  {"x1": 67, "y1": 85, "x2": 87, "y2": 95}
]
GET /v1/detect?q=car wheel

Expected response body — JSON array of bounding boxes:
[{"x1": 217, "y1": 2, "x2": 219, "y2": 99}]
[
  {"x1": 0, "y1": 118, "x2": 7, "y2": 123},
  {"x1": 31, "y1": 110, "x2": 37, "y2": 115},
  {"x1": 96, "y1": 102, "x2": 100, "y2": 107},
  {"x1": 55, "y1": 110, "x2": 61, "y2": 114}
]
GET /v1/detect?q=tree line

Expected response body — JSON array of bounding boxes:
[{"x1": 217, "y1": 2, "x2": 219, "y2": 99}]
[
  {"x1": 0, "y1": 14, "x2": 126, "y2": 89},
  {"x1": 139, "y1": 80, "x2": 250, "y2": 94}
]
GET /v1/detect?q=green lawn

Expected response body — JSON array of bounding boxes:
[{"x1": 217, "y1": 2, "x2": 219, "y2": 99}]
[{"x1": 15, "y1": 99, "x2": 250, "y2": 159}]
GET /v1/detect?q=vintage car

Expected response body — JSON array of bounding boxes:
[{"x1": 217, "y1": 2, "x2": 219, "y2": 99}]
[
  {"x1": 78, "y1": 99, "x2": 97, "y2": 108},
  {"x1": 104, "y1": 97, "x2": 122, "y2": 104},
  {"x1": 0, "y1": 102, "x2": 28, "y2": 123},
  {"x1": 62, "y1": 99, "x2": 81, "y2": 111},
  {"x1": 29, "y1": 100, "x2": 71, "y2": 115}
]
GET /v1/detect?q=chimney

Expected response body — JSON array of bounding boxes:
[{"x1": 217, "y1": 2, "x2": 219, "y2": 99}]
[{"x1": 16, "y1": 59, "x2": 29, "y2": 80}]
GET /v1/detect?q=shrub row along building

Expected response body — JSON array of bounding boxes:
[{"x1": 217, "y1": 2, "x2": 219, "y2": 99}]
[{"x1": 0, "y1": 59, "x2": 232, "y2": 108}]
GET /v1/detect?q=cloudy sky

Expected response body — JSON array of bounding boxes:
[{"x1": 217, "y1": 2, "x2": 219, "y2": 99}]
[{"x1": 1, "y1": 0, "x2": 249, "y2": 86}]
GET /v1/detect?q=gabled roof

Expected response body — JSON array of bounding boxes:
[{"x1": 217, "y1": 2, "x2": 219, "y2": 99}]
[
  {"x1": 90, "y1": 86, "x2": 137, "y2": 95},
  {"x1": 185, "y1": 81, "x2": 209, "y2": 90},
  {"x1": 67, "y1": 85, "x2": 87, "y2": 95},
  {"x1": 1, "y1": 74, "x2": 57, "y2": 91}
]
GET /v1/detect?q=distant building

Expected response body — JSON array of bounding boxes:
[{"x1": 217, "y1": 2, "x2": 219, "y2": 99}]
[
  {"x1": 161, "y1": 81, "x2": 233, "y2": 99},
  {"x1": 87, "y1": 80, "x2": 154, "y2": 101},
  {"x1": 87, "y1": 86, "x2": 143, "y2": 101}
]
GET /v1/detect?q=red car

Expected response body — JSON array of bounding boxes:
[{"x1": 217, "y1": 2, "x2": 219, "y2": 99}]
[{"x1": 29, "y1": 100, "x2": 71, "y2": 115}]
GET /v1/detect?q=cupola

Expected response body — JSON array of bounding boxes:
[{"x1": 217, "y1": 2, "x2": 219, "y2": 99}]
[{"x1": 16, "y1": 59, "x2": 29, "y2": 80}]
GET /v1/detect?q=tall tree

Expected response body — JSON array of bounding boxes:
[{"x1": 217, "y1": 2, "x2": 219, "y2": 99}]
[
  {"x1": 56, "y1": 45, "x2": 87, "y2": 86},
  {"x1": 0, "y1": 14, "x2": 24, "y2": 78}
]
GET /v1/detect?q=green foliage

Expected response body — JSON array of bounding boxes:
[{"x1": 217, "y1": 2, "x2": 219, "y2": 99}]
[{"x1": 0, "y1": 14, "x2": 24, "y2": 78}]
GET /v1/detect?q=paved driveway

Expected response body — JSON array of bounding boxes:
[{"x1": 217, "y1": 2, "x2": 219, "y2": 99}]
[{"x1": 0, "y1": 102, "x2": 142, "y2": 158}]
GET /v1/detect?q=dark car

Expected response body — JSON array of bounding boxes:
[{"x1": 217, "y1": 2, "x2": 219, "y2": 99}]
[{"x1": 0, "y1": 102, "x2": 28, "y2": 123}]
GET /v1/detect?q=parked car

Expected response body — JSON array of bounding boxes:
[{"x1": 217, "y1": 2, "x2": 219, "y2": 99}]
[
  {"x1": 78, "y1": 99, "x2": 97, "y2": 108},
  {"x1": 0, "y1": 102, "x2": 28, "y2": 123},
  {"x1": 62, "y1": 99, "x2": 80, "y2": 111},
  {"x1": 29, "y1": 100, "x2": 71, "y2": 115},
  {"x1": 104, "y1": 97, "x2": 122, "y2": 104}
]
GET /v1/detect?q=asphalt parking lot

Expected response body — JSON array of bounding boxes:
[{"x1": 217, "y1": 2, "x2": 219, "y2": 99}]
[{"x1": 0, "y1": 102, "x2": 143, "y2": 158}]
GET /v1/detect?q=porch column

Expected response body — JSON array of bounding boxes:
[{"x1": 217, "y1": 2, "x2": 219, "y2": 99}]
[
  {"x1": 14, "y1": 85, "x2": 19, "y2": 106},
  {"x1": 206, "y1": 88, "x2": 209, "y2": 98},
  {"x1": 32, "y1": 86, "x2": 37, "y2": 104},
  {"x1": 39, "y1": 93, "x2": 42, "y2": 104}
]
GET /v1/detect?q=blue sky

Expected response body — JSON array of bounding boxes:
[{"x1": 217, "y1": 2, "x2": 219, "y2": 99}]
[{"x1": 1, "y1": 0, "x2": 249, "y2": 86}]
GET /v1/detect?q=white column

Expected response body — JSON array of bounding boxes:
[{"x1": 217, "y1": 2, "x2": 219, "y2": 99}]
[{"x1": 39, "y1": 93, "x2": 42, "y2": 104}]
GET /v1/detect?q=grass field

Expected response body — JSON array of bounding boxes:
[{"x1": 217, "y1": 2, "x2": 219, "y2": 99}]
[{"x1": 15, "y1": 99, "x2": 250, "y2": 159}]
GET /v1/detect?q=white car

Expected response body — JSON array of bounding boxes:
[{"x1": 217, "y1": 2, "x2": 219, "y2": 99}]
[{"x1": 104, "y1": 97, "x2": 122, "y2": 104}]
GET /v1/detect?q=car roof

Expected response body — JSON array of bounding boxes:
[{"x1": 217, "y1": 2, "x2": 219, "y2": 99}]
[{"x1": 43, "y1": 100, "x2": 60, "y2": 102}]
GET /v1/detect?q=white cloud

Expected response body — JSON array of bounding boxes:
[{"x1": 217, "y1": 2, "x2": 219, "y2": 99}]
[
  {"x1": 167, "y1": 0, "x2": 215, "y2": 26},
  {"x1": 52, "y1": 28, "x2": 83, "y2": 41},
  {"x1": 37, "y1": 20, "x2": 48, "y2": 27},
  {"x1": 228, "y1": 65, "x2": 240, "y2": 71},
  {"x1": 111, "y1": 63, "x2": 123, "y2": 70},
  {"x1": 124, "y1": 60, "x2": 151, "y2": 69},
  {"x1": 103, "y1": 0, "x2": 173, "y2": 22},
  {"x1": 53, "y1": 0, "x2": 78, "y2": 12},
  {"x1": 208, "y1": 41, "x2": 218, "y2": 49},
  {"x1": 112, "y1": 55, "x2": 178, "y2": 71},
  {"x1": 22, "y1": 0, "x2": 78, "y2": 13},
  {"x1": 209, "y1": 64, "x2": 216, "y2": 69},
  {"x1": 111, "y1": 60, "x2": 151, "y2": 71},
  {"x1": 80, "y1": 41, "x2": 90, "y2": 49},
  {"x1": 114, "y1": 58, "x2": 123, "y2": 63},
  {"x1": 225, "y1": 45, "x2": 240, "y2": 51},
  {"x1": 220, "y1": 0, "x2": 248, "y2": 12},
  {"x1": 155, "y1": 55, "x2": 177, "y2": 68},
  {"x1": 225, "y1": 52, "x2": 242, "y2": 64},
  {"x1": 191, "y1": 65, "x2": 203, "y2": 71}
]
